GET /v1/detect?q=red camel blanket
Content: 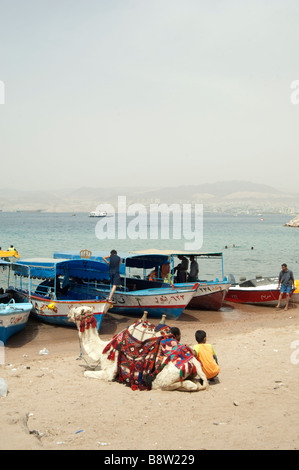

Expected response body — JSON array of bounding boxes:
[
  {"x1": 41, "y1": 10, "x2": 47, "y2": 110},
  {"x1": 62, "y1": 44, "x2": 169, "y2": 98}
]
[{"x1": 102, "y1": 321, "x2": 196, "y2": 390}]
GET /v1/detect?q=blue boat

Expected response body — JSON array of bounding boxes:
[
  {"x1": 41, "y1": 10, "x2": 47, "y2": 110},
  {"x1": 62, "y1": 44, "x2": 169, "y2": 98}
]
[
  {"x1": 54, "y1": 249, "x2": 230, "y2": 312},
  {"x1": 14, "y1": 258, "x2": 112, "y2": 329},
  {"x1": 52, "y1": 250, "x2": 198, "y2": 319},
  {"x1": 0, "y1": 261, "x2": 32, "y2": 345}
]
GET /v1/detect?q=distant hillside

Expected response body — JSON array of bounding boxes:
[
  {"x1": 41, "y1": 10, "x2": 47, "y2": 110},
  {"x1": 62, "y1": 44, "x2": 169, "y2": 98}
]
[{"x1": 0, "y1": 181, "x2": 298, "y2": 213}]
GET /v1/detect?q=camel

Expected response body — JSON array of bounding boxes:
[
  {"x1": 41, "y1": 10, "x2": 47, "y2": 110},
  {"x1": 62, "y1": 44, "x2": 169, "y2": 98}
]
[{"x1": 68, "y1": 306, "x2": 208, "y2": 392}]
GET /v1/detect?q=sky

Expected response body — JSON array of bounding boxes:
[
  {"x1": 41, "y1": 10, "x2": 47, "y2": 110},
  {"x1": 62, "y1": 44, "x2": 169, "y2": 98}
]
[{"x1": 0, "y1": 0, "x2": 299, "y2": 193}]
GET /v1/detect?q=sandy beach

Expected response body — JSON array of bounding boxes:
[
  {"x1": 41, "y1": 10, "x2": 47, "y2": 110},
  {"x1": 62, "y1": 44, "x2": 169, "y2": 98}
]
[{"x1": 1, "y1": 300, "x2": 299, "y2": 451}]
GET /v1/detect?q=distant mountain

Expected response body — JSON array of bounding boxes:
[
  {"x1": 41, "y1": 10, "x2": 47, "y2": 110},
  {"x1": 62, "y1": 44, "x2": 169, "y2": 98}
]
[
  {"x1": 188, "y1": 181, "x2": 282, "y2": 197},
  {"x1": 129, "y1": 181, "x2": 284, "y2": 202},
  {"x1": 0, "y1": 181, "x2": 298, "y2": 213}
]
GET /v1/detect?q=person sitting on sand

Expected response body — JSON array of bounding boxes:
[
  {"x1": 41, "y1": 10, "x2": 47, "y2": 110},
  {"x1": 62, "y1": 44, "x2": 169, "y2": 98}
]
[
  {"x1": 169, "y1": 326, "x2": 181, "y2": 342},
  {"x1": 192, "y1": 330, "x2": 220, "y2": 381},
  {"x1": 276, "y1": 263, "x2": 295, "y2": 311}
]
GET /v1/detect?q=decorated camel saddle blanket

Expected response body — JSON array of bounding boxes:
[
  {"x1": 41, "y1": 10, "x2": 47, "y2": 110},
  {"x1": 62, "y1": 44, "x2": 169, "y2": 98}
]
[{"x1": 102, "y1": 319, "x2": 196, "y2": 390}]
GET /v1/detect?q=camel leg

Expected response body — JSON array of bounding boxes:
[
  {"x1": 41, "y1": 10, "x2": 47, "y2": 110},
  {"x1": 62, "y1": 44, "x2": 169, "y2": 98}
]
[
  {"x1": 84, "y1": 370, "x2": 107, "y2": 380},
  {"x1": 155, "y1": 380, "x2": 200, "y2": 392}
]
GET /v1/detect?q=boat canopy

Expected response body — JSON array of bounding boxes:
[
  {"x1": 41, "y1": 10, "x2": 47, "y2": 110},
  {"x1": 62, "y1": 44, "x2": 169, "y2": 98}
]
[
  {"x1": 0, "y1": 260, "x2": 30, "y2": 276},
  {"x1": 15, "y1": 258, "x2": 110, "y2": 281},
  {"x1": 130, "y1": 249, "x2": 223, "y2": 259},
  {"x1": 53, "y1": 251, "x2": 170, "y2": 270}
]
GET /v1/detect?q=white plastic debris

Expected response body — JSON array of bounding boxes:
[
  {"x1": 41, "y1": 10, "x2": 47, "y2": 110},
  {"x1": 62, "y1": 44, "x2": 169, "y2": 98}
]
[
  {"x1": 0, "y1": 377, "x2": 8, "y2": 397},
  {"x1": 39, "y1": 348, "x2": 49, "y2": 355}
]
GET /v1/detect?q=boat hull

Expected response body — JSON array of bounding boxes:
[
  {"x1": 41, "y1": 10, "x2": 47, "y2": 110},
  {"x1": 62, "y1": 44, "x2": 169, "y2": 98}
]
[
  {"x1": 225, "y1": 287, "x2": 289, "y2": 306},
  {"x1": 175, "y1": 282, "x2": 230, "y2": 311},
  {"x1": 104, "y1": 288, "x2": 197, "y2": 319},
  {"x1": 0, "y1": 303, "x2": 32, "y2": 345},
  {"x1": 19, "y1": 294, "x2": 110, "y2": 329}
]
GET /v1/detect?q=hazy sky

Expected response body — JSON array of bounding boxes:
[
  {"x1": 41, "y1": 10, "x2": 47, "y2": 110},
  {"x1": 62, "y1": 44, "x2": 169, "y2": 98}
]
[{"x1": 0, "y1": 0, "x2": 299, "y2": 192}]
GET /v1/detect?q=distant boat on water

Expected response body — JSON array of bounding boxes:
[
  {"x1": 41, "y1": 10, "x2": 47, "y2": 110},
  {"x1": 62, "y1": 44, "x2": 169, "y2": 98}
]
[
  {"x1": 0, "y1": 249, "x2": 20, "y2": 259},
  {"x1": 89, "y1": 210, "x2": 112, "y2": 217}
]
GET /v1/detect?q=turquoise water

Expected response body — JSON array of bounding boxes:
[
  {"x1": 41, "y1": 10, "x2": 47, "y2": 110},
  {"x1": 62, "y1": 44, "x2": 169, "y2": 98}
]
[{"x1": 0, "y1": 211, "x2": 298, "y2": 282}]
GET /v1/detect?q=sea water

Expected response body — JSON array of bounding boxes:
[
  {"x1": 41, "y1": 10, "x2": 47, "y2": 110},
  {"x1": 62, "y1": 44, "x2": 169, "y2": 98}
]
[{"x1": 0, "y1": 211, "x2": 298, "y2": 282}]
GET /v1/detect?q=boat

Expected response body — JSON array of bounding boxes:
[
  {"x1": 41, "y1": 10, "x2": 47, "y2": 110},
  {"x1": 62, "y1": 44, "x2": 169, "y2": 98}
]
[
  {"x1": 0, "y1": 261, "x2": 32, "y2": 344},
  {"x1": 291, "y1": 279, "x2": 299, "y2": 304},
  {"x1": 131, "y1": 249, "x2": 231, "y2": 311},
  {"x1": 13, "y1": 258, "x2": 112, "y2": 329},
  {"x1": 89, "y1": 210, "x2": 111, "y2": 217},
  {"x1": 54, "y1": 249, "x2": 228, "y2": 315},
  {"x1": 0, "y1": 249, "x2": 20, "y2": 259},
  {"x1": 225, "y1": 275, "x2": 295, "y2": 306},
  {"x1": 52, "y1": 250, "x2": 198, "y2": 319}
]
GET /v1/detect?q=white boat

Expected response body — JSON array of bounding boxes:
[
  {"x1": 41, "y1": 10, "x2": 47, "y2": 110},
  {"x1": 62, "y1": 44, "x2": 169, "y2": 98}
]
[
  {"x1": 89, "y1": 210, "x2": 111, "y2": 217},
  {"x1": 0, "y1": 261, "x2": 32, "y2": 344}
]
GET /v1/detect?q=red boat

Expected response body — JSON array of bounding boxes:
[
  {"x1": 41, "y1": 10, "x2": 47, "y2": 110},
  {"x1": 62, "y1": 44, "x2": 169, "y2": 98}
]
[
  {"x1": 183, "y1": 282, "x2": 230, "y2": 310},
  {"x1": 226, "y1": 276, "x2": 294, "y2": 306}
]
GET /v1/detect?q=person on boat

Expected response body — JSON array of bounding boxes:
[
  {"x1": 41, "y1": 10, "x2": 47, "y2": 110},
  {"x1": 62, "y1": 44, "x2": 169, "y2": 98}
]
[
  {"x1": 174, "y1": 255, "x2": 189, "y2": 282},
  {"x1": 276, "y1": 263, "x2": 295, "y2": 311},
  {"x1": 161, "y1": 262, "x2": 170, "y2": 282},
  {"x1": 8, "y1": 245, "x2": 15, "y2": 251},
  {"x1": 188, "y1": 255, "x2": 199, "y2": 282},
  {"x1": 192, "y1": 330, "x2": 220, "y2": 381},
  {"x1": 103, "y1": 250, "x2": 121, "y2": 302},
  {"x1": 148, "y1": 267, "x2": 159, "y2": 281}
]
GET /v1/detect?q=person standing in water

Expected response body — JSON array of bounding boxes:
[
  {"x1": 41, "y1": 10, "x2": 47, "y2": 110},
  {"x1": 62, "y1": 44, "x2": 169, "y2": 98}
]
[{"x1": 276, "y1": 263, "x2": 295, "y2": 311}]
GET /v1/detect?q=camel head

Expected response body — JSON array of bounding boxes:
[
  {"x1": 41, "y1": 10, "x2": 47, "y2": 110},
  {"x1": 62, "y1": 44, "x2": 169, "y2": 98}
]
[{"x1": 68, "y1": 305, "x2": 95, "y2": 329}]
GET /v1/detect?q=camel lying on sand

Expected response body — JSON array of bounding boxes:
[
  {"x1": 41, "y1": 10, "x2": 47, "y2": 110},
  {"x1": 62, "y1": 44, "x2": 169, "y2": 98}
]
[{"x1": 68, "y1": 306, "x2": 208, "y2": 392}]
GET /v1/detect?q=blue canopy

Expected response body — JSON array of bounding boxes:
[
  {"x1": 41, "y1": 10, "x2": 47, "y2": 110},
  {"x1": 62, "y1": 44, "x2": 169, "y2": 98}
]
[
  {"x1": 0, "y1": 260, "x2": 30, "y2": 276},
  {"x1": 53, "y1": 251, "x2": 170, "y2": 270},
  {"x1": 15, "y1": 258, "x2": 110, "y2": 281}
]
